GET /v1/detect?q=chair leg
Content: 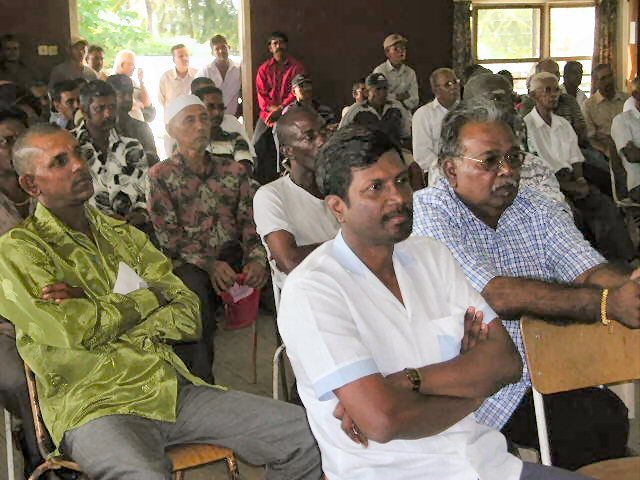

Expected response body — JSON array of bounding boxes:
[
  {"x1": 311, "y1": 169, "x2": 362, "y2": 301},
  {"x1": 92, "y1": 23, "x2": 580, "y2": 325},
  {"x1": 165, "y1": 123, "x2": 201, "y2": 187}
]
[
  {"x1": 250, "y1": 321, "x2": 257, "y2": 384},
  {"x1": 173, "y1": 470, "x2": 184, "y2": 480},
  {"x1": 226, "y1": 455, "x2": 240, "y2": 480},
  {"x1": 4, "y1": 409, "x2": 15, "y2": 480},
  {"x1": 28, "y1": 461, "x2": 53, "y2": 480}
]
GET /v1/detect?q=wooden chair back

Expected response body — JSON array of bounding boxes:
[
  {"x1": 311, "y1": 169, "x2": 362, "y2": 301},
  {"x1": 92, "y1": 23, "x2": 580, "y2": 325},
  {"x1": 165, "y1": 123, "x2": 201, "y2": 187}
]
[{"x1": 520, "y1": 317, "x2": 640, "y2": 395}]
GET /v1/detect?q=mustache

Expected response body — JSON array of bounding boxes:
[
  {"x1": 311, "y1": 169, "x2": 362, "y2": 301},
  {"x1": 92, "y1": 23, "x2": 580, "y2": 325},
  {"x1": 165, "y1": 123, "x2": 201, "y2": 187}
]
[
  {"x1": 72, "y1": 172, "x2": 92, "y2": 187},
  {"x1": 491, "y1": 178, "x2": 518, "y2": 193},
  {"x1": 381, "y1": 205, "x2": 413, "y2": 223}
]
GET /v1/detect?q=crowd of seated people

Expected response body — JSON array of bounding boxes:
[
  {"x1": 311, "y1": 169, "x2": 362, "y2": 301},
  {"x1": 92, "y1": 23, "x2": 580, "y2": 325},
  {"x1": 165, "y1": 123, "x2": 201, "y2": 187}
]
[{"x1": 0, "y1": 25, "x2": 639, "y2": 480}]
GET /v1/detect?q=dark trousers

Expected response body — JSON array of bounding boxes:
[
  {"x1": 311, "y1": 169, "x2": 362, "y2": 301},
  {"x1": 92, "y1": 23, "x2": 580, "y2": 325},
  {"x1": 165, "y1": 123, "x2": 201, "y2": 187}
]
[
  {"x1": 501, "y1": 387, "x2": 629, "y2": 471},
  {"x1": 252, "y1": 118, "x2": 279, "y2": 185},
  {"x1": 172, "y1": 264, "x2": 221, "y2": 384},
  {"x1": 572, "y1": 187, "x2": 636, "y2": 262},
  {"x1": 0, "y1": 332, "x2": 42, "y2": 477}
]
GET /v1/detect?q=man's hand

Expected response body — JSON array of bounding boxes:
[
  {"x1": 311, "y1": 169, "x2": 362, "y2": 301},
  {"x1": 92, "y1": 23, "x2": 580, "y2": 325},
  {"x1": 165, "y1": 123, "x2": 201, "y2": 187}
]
[
  {"x1": 126, "y1": 208, "x2": 148, "y2": 227},
  {"x1": 242, "y1": 260, "x2": 268, "y2": 289},
  {"x1": 266, "y1": 107, "x2": 283, "y2": 124},
  {"x1": 461, "y1": 307, "x2": 488, "y2": 354},
  {"x1": 137, "y1": 67, "x2": 144, "y2": 85},
  {"x1": 210, "y1": 261, "x2": 237, "y2": 294},
  {"x1": 607, "y1": 281, "x2": 640, "y2": 328},
  {"x1": 42, "y1": 283, "x2": 86, "y2": 304},
  {"x1": 333, "y1": 401, "x2": 368, "y2": 447}
]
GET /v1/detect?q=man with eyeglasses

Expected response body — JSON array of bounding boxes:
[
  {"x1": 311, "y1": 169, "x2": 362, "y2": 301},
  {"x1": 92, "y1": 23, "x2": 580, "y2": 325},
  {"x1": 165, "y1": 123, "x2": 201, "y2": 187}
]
[
  {"x1": 525, "y1": 72, "x2": 635, "y2": 263},
  {"x1": 193, "y1": 85, "x2": 255, "y2": 176},
  {"x1": 372, "y1": 34, "x2": 419, "y2": 115},
  {"x1": 413, "y1": 97, "x2": 634, "y2": 470},
  {"x1": 412, "y1": 67, "x2": 460, "y2": 182}
]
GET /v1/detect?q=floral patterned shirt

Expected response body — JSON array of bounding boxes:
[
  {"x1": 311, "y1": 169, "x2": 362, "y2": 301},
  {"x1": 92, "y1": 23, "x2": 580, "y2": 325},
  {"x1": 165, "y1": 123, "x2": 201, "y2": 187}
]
[
  {"x1": 148, "y1": 151, "x2": 266, "y2": 272},
  {"x1": 72, "y1": 121, "x2": 149, "y2": 218}
]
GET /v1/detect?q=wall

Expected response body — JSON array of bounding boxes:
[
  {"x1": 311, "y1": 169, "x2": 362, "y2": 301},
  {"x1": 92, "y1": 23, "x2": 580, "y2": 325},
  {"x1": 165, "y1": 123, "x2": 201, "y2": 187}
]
[
  {"x1": 0, "y1": 0, "x2": 73, "y2": 81},
  {"x1": 247, "y1": 0, "x2": 454, "y2": 120}
]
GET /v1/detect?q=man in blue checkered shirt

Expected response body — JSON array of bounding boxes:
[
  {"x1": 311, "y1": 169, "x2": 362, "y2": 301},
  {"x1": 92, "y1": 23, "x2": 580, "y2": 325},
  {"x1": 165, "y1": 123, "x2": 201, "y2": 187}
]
[{"x1": 413, "y1": 97, "x2": 638, "y2": 470}]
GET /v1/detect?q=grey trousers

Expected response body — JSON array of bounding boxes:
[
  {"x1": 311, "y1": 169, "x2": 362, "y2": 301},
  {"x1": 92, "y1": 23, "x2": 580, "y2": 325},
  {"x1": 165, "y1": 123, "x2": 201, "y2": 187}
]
[
  {"x1": 521, "y1": 462, "x2": 590, "y2": 479},
  {"x1": 61, "y1": 384, "x2": 322, "y2": 480}
]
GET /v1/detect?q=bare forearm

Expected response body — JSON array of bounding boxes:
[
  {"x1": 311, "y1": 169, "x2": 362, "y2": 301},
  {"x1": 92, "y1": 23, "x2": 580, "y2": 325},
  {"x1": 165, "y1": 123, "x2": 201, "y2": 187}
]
[
  {"x1": 578, "y1": 263, "x2": 629, "y2": 288},
  {"x1": 273, "y1": 244, "x2": 320, "y2": 274},
  {"x1": 483, "y1": 276, "x2": 601, "y2": 324}
]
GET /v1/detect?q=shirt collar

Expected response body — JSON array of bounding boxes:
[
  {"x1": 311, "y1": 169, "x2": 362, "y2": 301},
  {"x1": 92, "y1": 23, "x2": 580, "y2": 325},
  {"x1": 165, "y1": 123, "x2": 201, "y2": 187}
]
[
  {"x1": 385, "y1": 59, "x2": 405, "y2": 73},
  {"x1": 529, "y1": 107, "x2": 555, "y2": 129},
  {"x1": 331, "y1": 230, "x2": 413, "y2": 277}
]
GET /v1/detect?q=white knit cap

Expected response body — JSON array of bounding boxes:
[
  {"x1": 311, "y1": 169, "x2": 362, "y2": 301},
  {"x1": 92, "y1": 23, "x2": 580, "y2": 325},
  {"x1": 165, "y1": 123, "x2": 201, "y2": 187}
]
[{"x1": 165, "y1": 94, "x2": 206, "y2": 125}]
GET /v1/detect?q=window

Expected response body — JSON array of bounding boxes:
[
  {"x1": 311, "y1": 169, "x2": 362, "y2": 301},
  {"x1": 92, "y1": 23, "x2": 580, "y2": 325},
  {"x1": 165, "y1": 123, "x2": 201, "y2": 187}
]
[{"x1": 473, "y1": 2, "x2": 595, "y2": 94}]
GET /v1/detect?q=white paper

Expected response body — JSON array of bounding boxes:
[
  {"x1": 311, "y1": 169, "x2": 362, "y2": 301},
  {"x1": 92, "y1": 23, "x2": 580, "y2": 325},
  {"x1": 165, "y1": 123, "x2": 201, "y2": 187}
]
[
  {"x1": 113, "y1": 262, "x2": 148, "y2": 295},
  {"x1": 227, "y1": 282, "x2": 254, "y2": 302}
]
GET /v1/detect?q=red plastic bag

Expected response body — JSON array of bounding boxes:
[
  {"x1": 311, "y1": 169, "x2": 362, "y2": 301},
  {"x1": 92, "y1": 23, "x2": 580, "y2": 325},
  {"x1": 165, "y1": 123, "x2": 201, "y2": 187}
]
[{"x1": 220, "y1": 273, "x2": 261, "y2": 330}]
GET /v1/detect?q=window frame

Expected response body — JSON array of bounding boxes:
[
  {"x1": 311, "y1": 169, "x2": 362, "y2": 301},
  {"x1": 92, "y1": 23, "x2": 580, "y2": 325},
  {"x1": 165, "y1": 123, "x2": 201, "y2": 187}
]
[{"x1": 472, "y1": 1, "x2": 596, "y2": 66}]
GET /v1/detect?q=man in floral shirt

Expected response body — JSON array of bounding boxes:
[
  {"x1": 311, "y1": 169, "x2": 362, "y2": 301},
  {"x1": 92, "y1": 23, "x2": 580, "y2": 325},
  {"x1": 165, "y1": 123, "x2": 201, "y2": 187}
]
[
  {"x1": 148, "y1": 95, "x2": 267, "y2": 381},
  {"x1": 72, "y1": 80, "x2": 151, "y2": 232}
]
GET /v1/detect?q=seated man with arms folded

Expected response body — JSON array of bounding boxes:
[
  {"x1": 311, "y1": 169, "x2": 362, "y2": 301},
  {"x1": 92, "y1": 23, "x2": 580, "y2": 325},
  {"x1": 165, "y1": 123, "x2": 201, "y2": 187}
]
[
  {"x1": 254, "y1": 106, "x2": 339, "y2": 288},
  {"x1": 524, "y1": 72, "x2": 635, "y2": 263},
  {"x1": 413, "y1": 98, "x2": 635, "y2": 470},
  {"x1": 148, "y1": 95, "x2": 268, "y2": 382},
  {"x1": 278, "y1": 124, "x2": 589, "y2": 480},
  {"x1": 611, "y1": 76, "x2": 640, "y2": 202},
  {"x1": 0, "y1": 123, "x2": 322, "y2": 480}
]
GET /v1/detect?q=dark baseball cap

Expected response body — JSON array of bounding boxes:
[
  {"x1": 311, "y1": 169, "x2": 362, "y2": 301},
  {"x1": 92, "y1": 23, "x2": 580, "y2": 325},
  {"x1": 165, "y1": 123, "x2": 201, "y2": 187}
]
[
  {"x1": 291, "y1": 74, "x2": 311, "y2": 89},
  {"x1": 366, "y1": 73, "x2": 388, "y2": 88}
]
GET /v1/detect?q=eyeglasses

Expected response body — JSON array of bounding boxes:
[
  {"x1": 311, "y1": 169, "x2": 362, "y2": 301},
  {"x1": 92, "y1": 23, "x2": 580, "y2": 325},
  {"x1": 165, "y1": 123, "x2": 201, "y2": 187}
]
[
  {"x1": 0, "y1": 135, "x2": 18, "y2": 149},
  {"x1": 459, "y1": 150, "x2": 526, "y2": 173},
  {"x1": 437, "y1": 79, "x2": 460, "y2": 89}
]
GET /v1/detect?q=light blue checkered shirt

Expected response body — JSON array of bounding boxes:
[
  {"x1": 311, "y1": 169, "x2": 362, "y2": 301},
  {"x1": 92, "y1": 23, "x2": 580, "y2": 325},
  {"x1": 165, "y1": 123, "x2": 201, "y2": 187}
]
[{"x1": 412, "y1": 178, "x2": 605, "y2": 430}]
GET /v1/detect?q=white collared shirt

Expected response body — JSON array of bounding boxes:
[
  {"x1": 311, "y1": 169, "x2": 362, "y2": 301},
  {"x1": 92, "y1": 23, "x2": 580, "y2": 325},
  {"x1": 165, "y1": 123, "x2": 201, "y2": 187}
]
[
  {"x1": 560, "y1": 84, "x2": 588, "y2": 108},
  {"x1": 611, "y1": 107, "x2": 640, "y2": 190},
  {"x1": 524, "y1": 108, "x2": 585, "y2": 173},
  {"x1": 373, "y1": 60, "x2": 419, "y2": 111},
  {"x1": 253, "y1": 176, "x2": 339, "y2": 288},
  {"x1": 412, "y1": 98, "x2": 452, "y2": 177},
  {"x1": 197, "y1": 60, "x2": 241, "y2": 115},
  {"x1": 278, "y1": 231, "x2": 523, "y2": 480},
  {"x1": 158, "y1": 67, "x2": 198, "y2": 121}
]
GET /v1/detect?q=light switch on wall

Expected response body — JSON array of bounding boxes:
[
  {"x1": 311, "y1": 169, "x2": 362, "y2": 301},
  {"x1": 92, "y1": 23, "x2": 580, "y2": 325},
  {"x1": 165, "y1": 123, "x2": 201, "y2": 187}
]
[
  {"x1": 48, "y1": 45, "x2": 58, "y2": 56},
  {"x1": 37, "y1": 45, "x2": 48, "y2": 56}
]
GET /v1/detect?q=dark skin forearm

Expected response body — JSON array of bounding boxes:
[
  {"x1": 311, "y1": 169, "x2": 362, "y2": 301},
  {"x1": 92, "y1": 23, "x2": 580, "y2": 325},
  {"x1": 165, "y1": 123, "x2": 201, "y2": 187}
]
[
  {"x1": 265, "y1": 230, "x2": 321, "y2": 274},
  {"x1": 483, "y1": 276, "x2": 602, "y2": 324},
  {"x1": 577, "y1": 263, "x2": 631, "y2": 288}
]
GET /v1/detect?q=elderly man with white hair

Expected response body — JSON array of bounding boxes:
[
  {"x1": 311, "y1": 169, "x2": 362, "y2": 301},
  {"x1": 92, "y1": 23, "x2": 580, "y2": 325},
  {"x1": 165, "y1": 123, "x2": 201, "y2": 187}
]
[
  {"x1": 148, "y1": 95, "x2": 268, "y2": 381},
  {"x1": 525, "y1": 71, "x2": 636, "y2": 263},
  {"x1": 113, "y1": 49, "x2": 156, "y2": 122}
]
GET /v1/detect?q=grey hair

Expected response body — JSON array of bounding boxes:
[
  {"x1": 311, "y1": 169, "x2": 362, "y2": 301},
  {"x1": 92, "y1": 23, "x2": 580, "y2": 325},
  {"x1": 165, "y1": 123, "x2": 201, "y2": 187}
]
[
  {"x1": 438, "y1": 97, "x2": 517, "y2": 166},
  {"x1": 529, "y1": 72, "x2": 558, "y2": 92},
  {"x1": 12, "y1": 123, "x2": 64, "y2": 176},
  {"x1": 429, "y1": 67, "x2": 455, "y2": 91}
]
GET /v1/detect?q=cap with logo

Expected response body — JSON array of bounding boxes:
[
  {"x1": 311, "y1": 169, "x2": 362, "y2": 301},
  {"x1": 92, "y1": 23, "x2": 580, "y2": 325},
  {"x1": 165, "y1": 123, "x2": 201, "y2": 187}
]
[{"x1": 366, "y1": 73, "x2": 388, "y2": 88}]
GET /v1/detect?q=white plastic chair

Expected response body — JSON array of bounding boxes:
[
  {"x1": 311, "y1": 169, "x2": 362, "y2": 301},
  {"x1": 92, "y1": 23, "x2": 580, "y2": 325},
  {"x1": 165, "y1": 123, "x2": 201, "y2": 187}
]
[
  {"x1": 270, "y1": 272, "x2": 291, "y2": 401},
  {"x1": 4, "y1": 408, "x2": 15, "y2": 480}
]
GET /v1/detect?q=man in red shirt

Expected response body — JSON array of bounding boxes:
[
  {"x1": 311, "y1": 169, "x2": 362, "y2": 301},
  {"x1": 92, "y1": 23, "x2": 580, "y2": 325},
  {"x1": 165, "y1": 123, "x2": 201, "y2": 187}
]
[{"x1": 253, "y1": 31, "x2": 305, "y2": 184}]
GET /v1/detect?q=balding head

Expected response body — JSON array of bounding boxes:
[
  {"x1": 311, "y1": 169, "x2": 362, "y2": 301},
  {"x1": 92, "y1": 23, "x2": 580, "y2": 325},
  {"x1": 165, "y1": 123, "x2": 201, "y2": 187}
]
[
  {"x1": 114, "y1": 50, "x2": 136, "y2": 77},
  {"x1": 275, "y1": 106, "x2": 326, "y2": 172},
  {"x1": 463, "y1": 73, "x2": 513, "y2": 110},
  {"x1": 536, "y1": 59, "x2": 560, "y2": 79},
  {"x1": 275, "y1": 106, "x2": 321, "y2": 146},
  {"x1": 12, "y1": 123, "x2": 65, "y2": 176}
]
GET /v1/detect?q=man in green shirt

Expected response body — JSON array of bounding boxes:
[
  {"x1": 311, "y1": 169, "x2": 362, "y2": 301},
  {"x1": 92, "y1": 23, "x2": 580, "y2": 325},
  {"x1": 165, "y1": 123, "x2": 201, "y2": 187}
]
[{"x1": 0, "y1": 123, "x2": 322, "y2": 479}]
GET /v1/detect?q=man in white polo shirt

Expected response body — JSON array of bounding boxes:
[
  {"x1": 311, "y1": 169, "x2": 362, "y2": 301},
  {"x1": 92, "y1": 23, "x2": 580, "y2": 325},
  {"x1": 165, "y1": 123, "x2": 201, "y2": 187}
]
[
  {"x1": 412, "y1": 67, "x2": 460, "y2": 182},
  {"x1": 254, "y1": 107, "x2": 338, "y2": 288},
  {"x1": 278, "y1": 124, "x2": 589, "y2": 480},
  {"x1": 612, "y1": 77, "x2": 640, "y2": 202}
]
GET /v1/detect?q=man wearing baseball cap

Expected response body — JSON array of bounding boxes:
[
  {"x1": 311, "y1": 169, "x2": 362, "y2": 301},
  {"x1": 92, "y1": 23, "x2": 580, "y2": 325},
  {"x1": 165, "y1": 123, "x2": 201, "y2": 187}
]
[
  {"x1": 49, "y1": 35, "x2": 98, "y2": 88},
  {"x1": 339, "y1": 72, "x2": 411, "y2": 146},
  {"x1": 283, "y1": 74, "x2": 336, "y2": 125},
  {"x1": 372, "y1": 34, "x2": 419, "y2": 114}
]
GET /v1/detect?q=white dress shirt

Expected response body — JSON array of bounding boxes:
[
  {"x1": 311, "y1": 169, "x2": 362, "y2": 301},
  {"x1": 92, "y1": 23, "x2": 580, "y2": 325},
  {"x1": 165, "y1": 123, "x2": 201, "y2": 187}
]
[
  {"x1": 624, "y1": 96, "x2": 635, "y2": 112},
  {"x1": 611, "y1": 107, "x2": 640, "y2": 190},
  {"x1": 412, "y1": 98, "x2": 451, "y2": 178},
  {"x1": 278, "y1": 231, "x2": 523, "y2": 480},
  {"x1": 158, "y1": 67, "x2": 198, "y2": 122},
  {"x1": 524, "y1": 108, "x2": 585, "y2": 173},
  {"x1": 253, "y1": 176, "x2": 339, "y2": 287},
  {"x1": 373, "y1": 60, "x2": 419, "y2": 111},
  {"x1": 197, "y1": 60, "x2": 241, "y2": 115}
]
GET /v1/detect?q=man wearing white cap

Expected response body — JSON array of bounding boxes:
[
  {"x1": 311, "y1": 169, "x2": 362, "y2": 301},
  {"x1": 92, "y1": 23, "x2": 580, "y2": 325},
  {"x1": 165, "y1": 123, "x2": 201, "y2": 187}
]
[
  {"x1": 372, "y1": 34, "x2": 419, "y2": 114},
  {"x1": 48, "y1": 36, "x2": 98, "y2": 88},
  {"x1": 148, "y1": 95, "x2": 268, "y2": 381}
]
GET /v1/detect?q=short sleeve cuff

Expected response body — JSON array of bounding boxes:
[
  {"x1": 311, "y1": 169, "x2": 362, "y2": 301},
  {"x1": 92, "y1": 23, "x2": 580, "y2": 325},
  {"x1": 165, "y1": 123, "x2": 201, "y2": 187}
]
[
  {"x1": 313, "y1": 358, "x2": 379, "y2": 401},
  {"x1": 128, "y1": 288, "x2": 161, "y2": 318}
]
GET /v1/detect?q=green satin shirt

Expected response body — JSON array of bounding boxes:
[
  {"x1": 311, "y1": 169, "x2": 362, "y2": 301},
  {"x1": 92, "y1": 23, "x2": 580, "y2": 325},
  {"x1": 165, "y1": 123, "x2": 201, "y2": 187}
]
[{"x1": 0, "y1": 202, "x2": 212, "y2": 446}]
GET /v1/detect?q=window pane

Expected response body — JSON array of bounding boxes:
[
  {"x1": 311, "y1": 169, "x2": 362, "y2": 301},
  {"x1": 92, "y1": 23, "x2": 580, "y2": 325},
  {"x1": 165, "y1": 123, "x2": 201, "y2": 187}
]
[
  {"x1": 550, "y1": 7, "x2": 595, "y2": 58},
  {"x1": 477, "y1": 8, "x2": 541, "y2": 60}
]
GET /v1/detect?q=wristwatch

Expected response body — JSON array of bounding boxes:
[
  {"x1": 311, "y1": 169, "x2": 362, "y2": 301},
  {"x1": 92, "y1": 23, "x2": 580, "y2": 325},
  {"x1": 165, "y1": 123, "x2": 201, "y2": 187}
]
[{"x1": 404, "y1": 368, "x2": 422, "y2": 392}]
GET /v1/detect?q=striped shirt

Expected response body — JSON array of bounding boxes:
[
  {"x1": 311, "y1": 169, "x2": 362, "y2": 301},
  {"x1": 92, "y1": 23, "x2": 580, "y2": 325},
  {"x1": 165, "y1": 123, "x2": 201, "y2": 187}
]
[{"x1": 412, "y1": 178, "x2": 604, "y2": 428}]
